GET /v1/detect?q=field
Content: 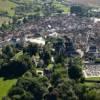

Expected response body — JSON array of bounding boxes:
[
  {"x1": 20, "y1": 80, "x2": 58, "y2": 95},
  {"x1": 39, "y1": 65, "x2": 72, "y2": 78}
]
[
  {"x1": 0, "y1": 78, "x2": 17, "y2": 100},
  {"x1": 83, "y1": 77, "x2": 100, "y2": 87},
  {"x1": 53, "y1": 1, "x2": 70, "y2": 14},
  {"x1": 0, "y1": 0, "x2": 16, "y2": 16},
  {"x1": 0, "y1": 0, "x2": 70, "y2": 25},
  {"x1": 85, "y1": 77, "x2": 100, "y2": 81},
  {"x1": 0, "y1": 17, "x2": 12, "y2": 26},
  {"x1": 0, "y1": 0, "x2": 16, "y2": 25}
]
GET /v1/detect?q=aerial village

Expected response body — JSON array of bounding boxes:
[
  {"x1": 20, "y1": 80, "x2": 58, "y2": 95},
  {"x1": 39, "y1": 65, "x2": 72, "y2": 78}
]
[
  {"x1": 0, "y1": 12, "x2": 100, "y2": 79},
  {"x1": 0, "y1": 0, "x2": 100, "y2": 99}
]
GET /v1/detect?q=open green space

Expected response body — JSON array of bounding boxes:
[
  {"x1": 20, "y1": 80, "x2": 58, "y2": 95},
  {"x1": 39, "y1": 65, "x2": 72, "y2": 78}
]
[
  {"x1": 83, "y1": 82, "x2": 96, "y2": 87},
  {"x1": 0, "y1": 0, "x2": 70, "y2": 25},
  {"x1": 53, "y1": 1, "x2": 70, "y2": 14},
  {"x1": 14, "y1": 51, "x2": 23, "y2": 60},
  {"x1": 85, "y1": 77, "x2": 100, "y2": 81},
  {"x1": 0, "y1": 0, "x2": 16, "y2": 16},
  {"x1": 0, "y1": 78, "x2": 17, "y2": 100},
  {"x1": 0, "y1": 17, "x2": 12, "y2": 26},
  {"x1": 0, "y1": 0, "x2": 16, "y2": 25},
  {"x1": 83, "y1": 77, "x2": 100, "y2": 87}
]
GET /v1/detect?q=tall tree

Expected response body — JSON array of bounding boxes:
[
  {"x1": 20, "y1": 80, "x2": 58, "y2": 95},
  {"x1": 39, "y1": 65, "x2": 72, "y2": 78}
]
[{"x1": 68, "y1": 57, "x2": 83, "y2": 80}]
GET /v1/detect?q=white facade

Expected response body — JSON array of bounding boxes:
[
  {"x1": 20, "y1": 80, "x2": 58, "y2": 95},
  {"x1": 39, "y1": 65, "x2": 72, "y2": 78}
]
[
  {"x1": 49, "y1": 32, "x2": 58, "y2": 37},
  {"x1": 91, "y1": 17, "x2": 100, "y2": 23},
  {"x1": 25, "y1": 37, "x2": 45, "y2": 46}
]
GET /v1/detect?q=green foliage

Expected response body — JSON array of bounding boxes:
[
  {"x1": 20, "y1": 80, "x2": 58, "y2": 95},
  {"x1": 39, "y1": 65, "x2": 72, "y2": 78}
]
[
  {"x1": 44, "y1": 87, "x2": 58, "y2": 100},
  {"x1": 0, "y1": 52, "x2": 33, "y2": 78},
  {"x1": 2, "y1": 45, "x2": 15, "y2": 58},
  {"x1": 0, "y1": 28, "x2": 99, "y2": 100},
  {"x1": 39, "y1": 46, "x2": 52, "y2": 66},
  {"x1": 70, "y1": 5, "x2": 89, "y2": 16},
  {"x1": 95, "y1": 58, "x2": 100, "y2": 63},
  {"x1": 8, "y1": 76, "x2": 48, "y2": 100},
  {"x1": 51, "y1": 64, "x2": 68, "y2": 86},
  {"x1": 57, "y1": 81, "x2": 78, "y2": 100},
  {"x1": 71, "y1": 5, "x2": 82, "y2": 15},
  {"x1": 86, "y1": 89, "x2": 100, "y2": 100},
  {"x1": 68, "y1": 57, "x2": 83, "y2": 80},
  {"x1": 23, "y1": 43, "x2": 39, "y2": 56}
]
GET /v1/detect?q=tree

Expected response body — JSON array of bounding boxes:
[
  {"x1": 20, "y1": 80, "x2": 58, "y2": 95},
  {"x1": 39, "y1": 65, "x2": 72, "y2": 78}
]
[
  {"x1": 44, "y1": 87, "x2": 58, "y2": 100},
  {"x1": 8, "y1": 86, "x2": 24, "y2": 98},
  {"x1": 21, "y1": 92, "x2": 35, "y2": 100},
  {"x1": 56, "y1": 81, "x2": 78, "y2": 100},
  {"x1": 51, "y1": 64, "x2": 68, "y2": 86},
  {"x1": 86, "y1": 89, "x2": 100, "y2": 100},
  {"x1": 23, "y1": 43, "x2": 38, "y2": 56},
  {"x1": 12, "y1": 16, "x2": 18, "y2": 24},
  {"x1": 1, "y1": 23, "x2": 8, "y2": 30},
  {"x1": 2, "y1": 45, "x2": 15, "y2": 59},
  {"x1": 70, "y1": 5, "x2": 83, "y2": 16},
  {"x1": 23, "y1": 17, "x2": 28, "y2": 23},
  {"x1": 68, "y1": 57, "x2": 83, "y2": 80},
  {"x1": 8, "y1": 86, "x2": 34, "y2": 100},
  {"x1": 55, "y1": 55, "x2": 64, "y2": 64},
  {"x1": 8, "y1": 77, "x2": 47, "y2": 100},
  {"x1": 0, "y1": 54, "x2": 33, "y2": 78},
  {"x1": 51, "y1": 71, "x2": 62, "y2": 86},
  {"x1": 40, "y1": 49, "x2": 51, "y2": 66}
]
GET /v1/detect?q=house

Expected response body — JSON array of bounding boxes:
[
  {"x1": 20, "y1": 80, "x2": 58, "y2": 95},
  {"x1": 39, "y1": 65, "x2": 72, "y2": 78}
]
[
  {"x1": 25, "y1": 36, "x2": 45, "y2": 46},
  {"x1": 9, "y1": 37, "x2": 21, "y2": 45},
  {"x1": 86, "y1": 45, "x2": 98, "y2": 53},
  {"x1": 85, "y1": 45, "x2": 100, "y2": 62},
  {"x1": 48, "y1": 32, "x2": 59, "y2": 37},
  {"x1": 36, "y1": 70, "x2": 44, "y2": 77},
  {"x1": 76, "y1": 49, "x2": 84, "y2": 58},
  {"x1": 65, "y1": 38, "x2": 77, "y2": 56}
]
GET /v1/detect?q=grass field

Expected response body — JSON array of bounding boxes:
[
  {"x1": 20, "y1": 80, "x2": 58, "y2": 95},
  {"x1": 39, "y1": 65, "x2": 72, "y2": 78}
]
[
  {"x1": 0, "y1": 17, "x2": 12, "y2": 26},
  {"x1": 53, "y1": 1, "x2": 70, "y2": 14},
  {"x1": 85, "y1": 77, "x2": 100, "y2": 81},
  {"x1": 0, "y1": 0, "x2": 16, "y2": 16},
  {"x1": 0, "y1": 0, "x2": 16, "y2": 25},
  {"x1": 0, "y1": 0, "x2": 70, "y2": 25},
  {"x1": 0, "y1": 78, "x2": 17, "y2": 100},
  {"x1": 83, "y1": 77, "x2": 100, "y2": 87},
  {"x1": 84, "y1": 82, "x2": 96, "y2": 87},
  {"x1": 14, "y1": 51, "x2": 23, "y2": 60}
]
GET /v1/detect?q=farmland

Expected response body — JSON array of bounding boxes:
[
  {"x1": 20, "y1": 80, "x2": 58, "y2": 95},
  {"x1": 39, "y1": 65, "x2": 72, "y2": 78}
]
[{"x1": 0, "y1": 0, "x2": 70, "y2": 25}]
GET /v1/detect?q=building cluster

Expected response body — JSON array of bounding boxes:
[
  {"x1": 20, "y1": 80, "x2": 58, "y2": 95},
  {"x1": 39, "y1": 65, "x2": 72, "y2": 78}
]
[
  {"x1": 0, "y1": 14, "x2": 100, "y2": 78},
  {"x1": 83, "y1": 63, "x2": 100, "y2": 78}
]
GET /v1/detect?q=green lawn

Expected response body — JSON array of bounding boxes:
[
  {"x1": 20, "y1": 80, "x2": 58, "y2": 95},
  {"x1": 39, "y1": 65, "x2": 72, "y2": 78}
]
[
  {"x1": 0, "y1": 17, "x2": 12, "y2": 26},
  {"x1": 85, "y1": 77, "x2": 100, "y2": 81},
  {"x1": 0, "y1": 0, "x2": 16, "y2": 25},
  {"x1": 53, "y1": 1, "x2": 70, "y2": 14},
  {"x1": 0, "y1": 0, "x2": 16, "y2": 16},
  {"x1": 84, "y1": 82, "x2": 96, "y2": 87},
  {"x1": 14, "y1": 51, "x2": 23, "y2": 60},
  {"x1": 83, "y1": 77, "x2": 100, "y2": 87},
  {"x1": 0, "y1": 78, "x2": 17, "y2": 100}
]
